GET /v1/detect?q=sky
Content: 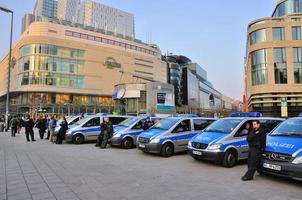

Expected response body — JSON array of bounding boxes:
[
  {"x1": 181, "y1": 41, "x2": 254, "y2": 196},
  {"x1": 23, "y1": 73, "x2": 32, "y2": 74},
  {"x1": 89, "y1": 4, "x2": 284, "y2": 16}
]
[{"x1": 0, "y1": 0, "x2": 277, "y2": 100}]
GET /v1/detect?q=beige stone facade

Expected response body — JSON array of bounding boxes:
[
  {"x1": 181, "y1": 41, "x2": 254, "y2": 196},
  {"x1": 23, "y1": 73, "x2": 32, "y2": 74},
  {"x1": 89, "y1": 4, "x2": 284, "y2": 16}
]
[
  {"x1": 0, "y1": 21, "x2": 166, "y2": 114},
  {"x1": 245, "y1": 14, "x2": 302, "y2": 117}
]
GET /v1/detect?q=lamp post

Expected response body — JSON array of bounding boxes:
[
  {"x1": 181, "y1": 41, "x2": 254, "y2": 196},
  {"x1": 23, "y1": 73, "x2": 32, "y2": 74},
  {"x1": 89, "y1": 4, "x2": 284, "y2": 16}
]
[{"x1": 0, "y1": 6, "x2": 14, "y2": 130}]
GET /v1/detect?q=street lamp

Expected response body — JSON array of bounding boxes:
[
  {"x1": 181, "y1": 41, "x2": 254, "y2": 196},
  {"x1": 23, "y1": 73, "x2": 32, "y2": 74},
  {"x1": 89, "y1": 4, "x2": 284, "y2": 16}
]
[{"x1": 0, "y1": 6, "x2": 14, "y2": 130}]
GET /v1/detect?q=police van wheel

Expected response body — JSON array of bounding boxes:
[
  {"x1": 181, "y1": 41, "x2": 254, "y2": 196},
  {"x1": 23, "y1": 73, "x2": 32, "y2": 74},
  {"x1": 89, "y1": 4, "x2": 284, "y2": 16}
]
[
  {"x1": 161, "y1": 143, "x2": 174, "y2": 157},
  {"x1": 222, "y1": 150, "x2": 237, "y2": 168},
  {"x1": 72, "y1": 134, "x2": 84, "y2": 145},
  {"x1": 122, "y1": 138, "x2": 133, "y2": 149}
]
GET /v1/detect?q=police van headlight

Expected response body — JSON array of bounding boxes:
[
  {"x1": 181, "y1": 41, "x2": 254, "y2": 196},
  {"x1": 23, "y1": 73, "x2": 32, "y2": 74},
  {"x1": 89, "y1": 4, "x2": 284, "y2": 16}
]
[
  {"x1": 150, "y1": 138, "x2": 160, "y2": 144},
  {"x1": 207, "y1": 143, "x2": 222, "y2": 150},
  {"x1": 113, "y1": 133, "x2": 121, "y2": 138},
  {"x1": 188, "y1": 141, "x2": 192, "y2": 148},
  {"x1": 292, "y1": 156, "x2": 302, "y2": 164}
]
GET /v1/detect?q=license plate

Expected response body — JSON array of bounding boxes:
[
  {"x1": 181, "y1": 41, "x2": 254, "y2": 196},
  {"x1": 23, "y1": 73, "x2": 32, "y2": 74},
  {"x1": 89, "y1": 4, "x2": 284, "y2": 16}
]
[
  {"x1": 193, "y1": 150, "x2": 202, "y2": 156},
  {"x1": 139, "y1": 144, "x2": 145, "y2": 148},
  {"x1": 263, "y1": 163, "x2": 281, "y2": 171}
]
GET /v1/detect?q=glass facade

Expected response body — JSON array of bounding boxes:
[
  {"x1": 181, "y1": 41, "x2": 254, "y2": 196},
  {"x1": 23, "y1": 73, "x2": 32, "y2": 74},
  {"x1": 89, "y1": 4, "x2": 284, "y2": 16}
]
[
  {"x1": 251, "y1": 49, "x2": 268, "y2": 85},
  {"x1": 273, "y1": 27, "x2": 285, "y2": 41},
  {"x1": 293, "y1": 47, "x2": 302, "y2": 83},
  {"x1": 250, "y1": 29, "x2": 266, "y2": 45},
  {"x1": 18, "y1": 44, "x2": 85, "y2": 88},
  {"x1": 292, "y1": 26, "x2": 301, "y2": 40},
  {"x1": 274, "y1": 48, "x2": 288, "y2": 84},
  {"x1": 273, "y1": 0, "x2": 302, "y2": 17}
]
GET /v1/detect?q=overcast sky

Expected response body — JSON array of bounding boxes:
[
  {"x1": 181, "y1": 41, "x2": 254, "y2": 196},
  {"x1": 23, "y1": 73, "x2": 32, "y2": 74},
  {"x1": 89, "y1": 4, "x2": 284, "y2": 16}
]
[{"x1": 0, "y1": 0, "x2": 277, "y2": 100}]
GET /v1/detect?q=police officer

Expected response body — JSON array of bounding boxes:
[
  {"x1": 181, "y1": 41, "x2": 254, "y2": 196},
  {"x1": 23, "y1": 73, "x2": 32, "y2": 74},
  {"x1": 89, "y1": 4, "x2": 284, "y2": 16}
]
[
  {"x1": 22, "y1": 114, "x2": 36, "y2": 142},
  {"x1": 95, "y1": 117, "x2": 113, "y2": 149},
  {"x1": 242, "y1": 120, "x2": 266, "y2": 181},
  {"x1": 142, "y1": 117, "x2": 154, "y2": 130}
]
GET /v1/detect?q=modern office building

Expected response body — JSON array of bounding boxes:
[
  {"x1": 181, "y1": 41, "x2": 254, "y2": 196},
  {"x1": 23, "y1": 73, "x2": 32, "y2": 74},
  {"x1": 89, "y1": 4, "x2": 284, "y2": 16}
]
[
  {"x1": 0, "y1": 18, "x2": 166, "y2": 115},
  {"x1": 34, "y1": 0, "x2": 58, "y2": 19},
  {"x1": 77, "y1": 0, "x2": 135, "y2": 38},
  {"x1": 163, "y1": 54, "x2": 222, "y2": 113},
  {"x1": 245, "y1": 0, "x2": 302, "y2": 117},
  {"x1": 31, "y1": 0, "x2": 135, "y2": 38},
  {"x1": 22, "y1": 14, "x2": 36, "y2": 34},
  {"x1": 57, "y1": 0, "x2": 80, "y2": 23}
]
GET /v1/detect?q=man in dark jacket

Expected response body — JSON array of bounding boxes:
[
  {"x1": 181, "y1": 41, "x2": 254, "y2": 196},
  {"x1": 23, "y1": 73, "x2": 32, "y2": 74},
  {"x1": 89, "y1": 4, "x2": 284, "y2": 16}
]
[
  {"x1": 242, "y1": 120, "x2": 267, "y2": 181},
  {"x1": 10, "y1": 117, "x2": 18, "y2": 137},
  {"x1": 36, "y1": 115, "x2": 47, "y2": 139},
  {"x1": 22, "y1": 115, "x2": 36, "y2": 142},
  {"x1": 96, "y1": 117, "x2": 113, "y2": 148},
  {"x1": 142, "y1": 117, "x2": 154, "y2": 130}
]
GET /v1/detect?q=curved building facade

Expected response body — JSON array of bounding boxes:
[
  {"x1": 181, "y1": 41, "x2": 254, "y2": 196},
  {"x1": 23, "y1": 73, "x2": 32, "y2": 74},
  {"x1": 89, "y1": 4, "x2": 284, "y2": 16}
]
[
  {"x1": 245, "y1": 0, "x2": 302, "y2": 117},
  {"x1": 0, "y1": 19, "x2": 166, "y2": 115}
]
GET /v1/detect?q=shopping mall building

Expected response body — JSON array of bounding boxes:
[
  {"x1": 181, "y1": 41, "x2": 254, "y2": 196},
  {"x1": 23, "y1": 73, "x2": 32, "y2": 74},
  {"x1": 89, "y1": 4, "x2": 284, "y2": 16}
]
[
  {"x1": 245, "y1": 0, "x2": 302, "y2": 117},
  {"x1": 0, "y1": 18, "x2": 166, "y2": 115}
]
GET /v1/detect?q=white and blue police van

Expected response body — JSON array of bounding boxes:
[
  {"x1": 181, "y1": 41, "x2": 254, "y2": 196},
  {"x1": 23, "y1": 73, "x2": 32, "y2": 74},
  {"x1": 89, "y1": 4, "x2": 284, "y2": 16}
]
[
  {"x1": 259, "y1": 116, "x2": 302, "y2": 181},
  {"x1": 54, "y1": 115, "x2": 82, "y2": 134},
  {"x1": 65, "y1": 114, "x2": 133, "y2": 144},
  {"x1": 188, "y1": 112, "x2": 284, "y2": 167},
  {"x1": 136, "y1": 116, "x2": 216, "y2": 157},
  {"x1": 111, "y1": 115, "x2": 163, "y2": 149}
]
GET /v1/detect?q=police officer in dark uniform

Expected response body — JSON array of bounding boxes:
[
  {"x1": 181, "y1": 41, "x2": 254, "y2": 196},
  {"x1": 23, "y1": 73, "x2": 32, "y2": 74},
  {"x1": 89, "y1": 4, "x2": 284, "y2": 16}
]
[
  {"x1": 95, "y1": 117, "x2": 113, "y2": 149},
  {"x1": 242, "y1": 120, "x2": 267, "y2": 181},
  {"x1": 142, "y1": 117, "x2": 154, "y2": 130}
]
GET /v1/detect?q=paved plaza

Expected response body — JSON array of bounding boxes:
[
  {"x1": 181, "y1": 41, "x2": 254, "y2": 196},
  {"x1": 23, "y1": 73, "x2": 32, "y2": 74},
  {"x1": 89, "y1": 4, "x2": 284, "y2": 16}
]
[{"x1": 0, "y1": 130, "x2": 301, "y2": 200}]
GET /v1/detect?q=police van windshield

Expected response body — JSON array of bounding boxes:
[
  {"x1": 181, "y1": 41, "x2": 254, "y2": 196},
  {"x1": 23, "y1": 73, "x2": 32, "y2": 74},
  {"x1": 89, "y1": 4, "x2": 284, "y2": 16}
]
[
  {"x1": 152, "y1": 118, "x2": 180, "y2": 130},
  {"x1": 118, "y1": 118, "x2": 139, "y2": 127},
  {"x1": 271, "y1": 119, "x2": 302, "y2": 137},
  {"x1": 204, "y1": 119, "x2": 243, "y2": 134},
  {"x1": 75, "y1": 117, "x2": 90, "y2": 126}
]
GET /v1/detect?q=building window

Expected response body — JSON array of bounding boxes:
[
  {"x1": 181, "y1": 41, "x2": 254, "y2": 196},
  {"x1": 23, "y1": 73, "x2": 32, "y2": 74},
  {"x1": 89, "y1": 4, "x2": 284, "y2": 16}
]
[
  {"x1": 292, "y1": 26, "x2": 301, "y2": 40},
  {"x1": 274, "y1": 48, "x2": 288, "y2": 84},
  {"x1": 251, "y1": 49, "x2": 268, "y2": 85},
  {"x1": 273, "y1": 27, "x2": 285, "y2": 41},
  {"x1": 293, "y1": 47, "x2": 302, "y2": 83}
]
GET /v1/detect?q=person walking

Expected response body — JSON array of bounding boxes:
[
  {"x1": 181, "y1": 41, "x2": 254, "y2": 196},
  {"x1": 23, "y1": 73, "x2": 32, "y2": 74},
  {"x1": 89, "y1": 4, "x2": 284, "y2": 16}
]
[
  {"x1": 10, "y1": 117, "x2": 18, "y2": 137},
  {"x1": 56, "y1": 116, "x2": 68, "y2": 144},
  {"x1": 95, "y1": 117, "x2": 113, "y2": 148},
  {"x1": 22, "y1": 114, "x2": 36, "y2": 142},
  {"x1": 242, "y1": 120, "x2": 267, "y2": 181},
  {"x1": 36, "y1": 115, "x2": 47, "y2": 139},
  {"x1": 16, "y1": 117, "x2": 22, "y2": 134}
]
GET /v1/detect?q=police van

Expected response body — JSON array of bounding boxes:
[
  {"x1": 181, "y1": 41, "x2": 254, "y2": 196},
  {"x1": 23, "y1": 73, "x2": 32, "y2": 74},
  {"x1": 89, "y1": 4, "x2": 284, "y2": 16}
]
[
  {"x1": 65, "y1": 115, "x2": 133, "y2": 144},
  {"x1": 137, "y1": 117, "x2": 216, "y2": 157},
  {"x1": 54, "y1": 115, "x2": 82, "y2": 134},
  {"x1": 259, "y1": 117, "x2": 302, "y2": 181},
  {"x1": 110, "y1": 116, "x2": 163, "y2": 149},
  {"x1": 188, "y1": 113, "x2": 284, "y2": 167}
]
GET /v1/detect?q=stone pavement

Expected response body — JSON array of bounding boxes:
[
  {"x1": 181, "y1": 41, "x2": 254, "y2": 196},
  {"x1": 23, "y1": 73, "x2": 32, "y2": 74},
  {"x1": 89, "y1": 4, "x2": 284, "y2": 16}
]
[{"x1": 0, "y1": 130, "x2": 301, "y2": 200}]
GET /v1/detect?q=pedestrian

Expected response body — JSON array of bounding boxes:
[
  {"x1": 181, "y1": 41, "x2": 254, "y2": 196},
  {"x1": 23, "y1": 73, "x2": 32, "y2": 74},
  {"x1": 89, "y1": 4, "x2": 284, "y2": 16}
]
[
  {"x1": 95, "y1": 117, "x2": 113, "y2": 148},
  {"x1": 16, "y1": 117, "x2": 22, "y2": 134},
  {"x1": 36, "y1": 115, "x2": 47, "y2": 139},
  {"x1": 56, "y1": 116, "x2": 68, "y2": 144},
  {"x1": 22, "y1": 114, "x2": 36, "y2": 142},
  {"x1": 142, "y1": 117, "x2": 154, "y2": 130},
  {"x1": 242, "y1": 120, "x2": 267, "y2": 181},
  {"x1": 48, "y1": 115, "x2": 57, "y2": 143},
  {"x1": 10, "y1": 116, "x2": 18, "y2": 137},
  {"x1": 45, "y1": 114, "x2": 51, "y2": 140}
]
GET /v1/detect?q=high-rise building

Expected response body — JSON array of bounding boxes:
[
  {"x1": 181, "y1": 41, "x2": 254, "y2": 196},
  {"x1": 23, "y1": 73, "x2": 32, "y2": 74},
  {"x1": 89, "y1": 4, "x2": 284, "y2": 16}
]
[
  {"x1": 32, "y1": 0, "x2": 135, "y2": 38},
  {"x1": 57, "y1": 0, "x2": 80, "y2": 22},
  {"x1": 245, "y1": 0, "x2": 302, "y2": 117},
  {"x1": 21, "y1": 14, "x2": 36, "y2": 33},
  {"x1": 77, "y1": 0, "x2": 135, "y2": 38},
  {"x1": 34, "y1": 0, "x2": 58, "y2": 18}
]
